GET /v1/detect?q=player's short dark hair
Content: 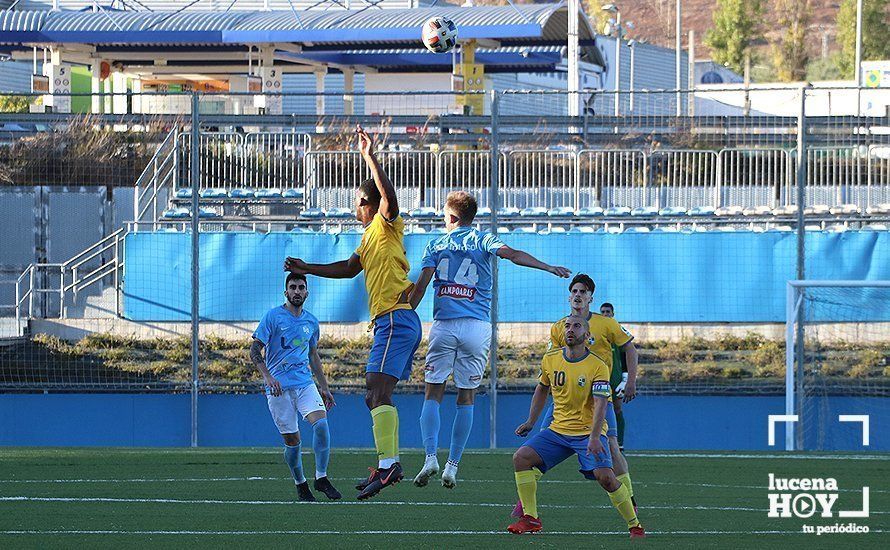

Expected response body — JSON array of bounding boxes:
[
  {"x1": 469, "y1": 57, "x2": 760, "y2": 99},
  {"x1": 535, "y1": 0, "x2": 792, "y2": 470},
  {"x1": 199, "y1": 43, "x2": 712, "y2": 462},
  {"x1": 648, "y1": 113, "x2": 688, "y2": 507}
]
[
  {"x1": 446, "y1": 191, "x2": 478, "y2": 223},
  {"x1": 600, "y1": 302, "x2": 614, "y2": 310},
  {"x1": 569, "y1": 273, "x2": 595, "y2": 293},
  {"x1": 286, "y1": 272, "x2": 307, "y2": 288},
  {"x1": 358, "y1": 178, "x2": 381, "y2": 206}
]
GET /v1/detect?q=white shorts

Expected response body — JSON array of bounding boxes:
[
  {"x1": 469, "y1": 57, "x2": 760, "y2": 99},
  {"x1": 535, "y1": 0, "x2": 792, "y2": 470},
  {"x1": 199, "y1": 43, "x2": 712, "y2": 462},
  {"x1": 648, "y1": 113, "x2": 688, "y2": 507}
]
[
  {"x1": 266, "y1": 384, "x2": 325, "y2": 434},
  {"x1": 424, "y1": 318, "x2": 492, "y2": 389}
]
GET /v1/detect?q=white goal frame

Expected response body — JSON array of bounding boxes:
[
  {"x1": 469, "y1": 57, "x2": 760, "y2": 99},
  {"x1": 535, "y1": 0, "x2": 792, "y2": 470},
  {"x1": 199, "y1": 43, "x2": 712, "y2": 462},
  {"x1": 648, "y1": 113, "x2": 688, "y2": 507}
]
[{"x1": 785, "y1": 280, "x2": 890, "y2": 450}]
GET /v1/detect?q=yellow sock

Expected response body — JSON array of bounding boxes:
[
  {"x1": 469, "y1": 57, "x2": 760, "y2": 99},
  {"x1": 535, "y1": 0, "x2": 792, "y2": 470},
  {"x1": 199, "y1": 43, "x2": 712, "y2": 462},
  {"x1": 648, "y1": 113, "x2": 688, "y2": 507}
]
[
  {"x1": 370, "y1": 405, "x2": 398, "y2": 462},
  {"x1": 394, "y1": 406, "x2": 400, "y2": 455},
  {"x1": 616, "y1": 472, "x2": 634, "y2": 498},
  {"x1": 514, "y1": 470, "x2": 539, "y2": 518},
  {"x1": 608, "y1": 482, "x2": 640, "y2": 528}
]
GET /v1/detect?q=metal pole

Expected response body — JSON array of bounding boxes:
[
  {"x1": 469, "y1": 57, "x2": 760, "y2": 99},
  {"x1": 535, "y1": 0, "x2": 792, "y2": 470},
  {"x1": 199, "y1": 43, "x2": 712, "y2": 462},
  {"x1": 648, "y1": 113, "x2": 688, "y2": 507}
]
[
  {"x1": 629, "y1": 42, "x2": 635, "y2": 113},
  {"x1": 784, "y1": 282, "x2": 798, "y2": 451},
  {"x1": 567, "y1": 0, "x2": 580, "y2": 117},
  {"x1": 794, "y1": 86, "x2": 807, "y2": 451},
  {"x1": 614, "y1": 13, "x2": 621, "y2": 117},
  {"x1": 190, "y1": 91, "x2": 201, "y2": 448},
  {"x1": 854, "y1": 0, "x2": 862, "y2": 87},
  {"x1": 676, "y1": 0, "x2": 682, "y2": 116},
  {"x1": 488, "y1": 90, "x2": 500, "y2": 450}
]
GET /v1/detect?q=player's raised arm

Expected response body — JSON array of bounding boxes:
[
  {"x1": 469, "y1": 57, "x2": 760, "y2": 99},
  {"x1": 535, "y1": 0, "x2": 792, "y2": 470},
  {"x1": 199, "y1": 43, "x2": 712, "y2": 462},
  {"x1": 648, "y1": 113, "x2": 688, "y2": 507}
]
[
  {"x1": 516, "y1": 383, "x2": 550, "y2": 436},
  {"x1": 357, "y1": 125, "x2": 398, "y2": 221},
  {"x1": 407, "y1": 266, "x2": 435, "y2": 309},
  {"x1": 284, "y1": 254, "x2": 362, "y2": 279},
  {"x1": 496, "y1": 246, "x2": 570, "y2": 278},
  {"x1": 249, "y1": 338, "x2": 281, "y2": 396}
]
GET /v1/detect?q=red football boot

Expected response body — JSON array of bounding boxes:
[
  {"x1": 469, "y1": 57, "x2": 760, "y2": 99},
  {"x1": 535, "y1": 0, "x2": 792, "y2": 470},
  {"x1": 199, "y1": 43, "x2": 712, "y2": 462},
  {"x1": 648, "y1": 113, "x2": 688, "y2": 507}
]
[
  {"x1": 629, "y1": 525, "x2": 646, "y2": 539},
  {"x1": 507, "y1": 514, "x2": 542, "y2": 534}
]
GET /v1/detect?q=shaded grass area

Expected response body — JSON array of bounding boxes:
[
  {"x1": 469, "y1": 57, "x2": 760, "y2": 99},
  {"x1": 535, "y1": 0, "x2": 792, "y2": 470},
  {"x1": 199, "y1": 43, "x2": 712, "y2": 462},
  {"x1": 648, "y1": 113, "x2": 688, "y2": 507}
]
[
  {"x1": 0, "y1": 448, "x2": 887, "y2": 549},
  {"x1": 1, "y1": 332, "x2": 887, "y2": 391}
]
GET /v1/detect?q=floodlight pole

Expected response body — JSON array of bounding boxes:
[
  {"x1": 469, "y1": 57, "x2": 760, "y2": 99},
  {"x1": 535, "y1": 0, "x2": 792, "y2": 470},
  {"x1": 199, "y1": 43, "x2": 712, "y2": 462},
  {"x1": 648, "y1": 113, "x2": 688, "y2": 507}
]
[
  {"x1": 488, "y1": 90, "x2": 500, "y2": 449},
  {"x1": 567, "y1": 0, "x2": 580, "y2": 117},
  {"x1": 190, "y1": 91, "x2": 201, "y2": 448},
  {"x1": 675, "y1": 0, "x2": 682, "y2": 116}
]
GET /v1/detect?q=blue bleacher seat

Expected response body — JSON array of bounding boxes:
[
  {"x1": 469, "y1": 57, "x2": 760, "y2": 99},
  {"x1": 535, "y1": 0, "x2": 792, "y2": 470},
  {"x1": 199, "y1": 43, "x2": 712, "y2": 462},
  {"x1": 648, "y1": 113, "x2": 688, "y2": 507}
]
[
  {"x1": 326, "y1": 207, "x2": 353, "y2": 219},
  {"x1": 520, "y1": 207, "x2": 548, "y2": 217},
  {"x1": 299, "y1": 208, "x2": 324, "y2": 219},
  {"x1": 547, "y1": 207, "x2": 576, "y2": 217},
  {"x1": 230, "y1": 188, "x2": 256, "y2": 199},
  {"x1": 863, "y1": 224, "x2": 888, "y2": 231},
  {"x1": 826, "y1": 224, "x2": 849, "y2": 232},
  {"x1": 688, "y1": 206, "x2": 716, "y2": 216},
  {"x1": 652, "y1": 227, "x2": 680, "y2": 233},
  {"x1": 866, "y1": 204, "x2": 890, "y2": 215},
  {"x1": 624, "y1": 226, "x2": 651, "y2": 233},
  {"x1": 715, "y1": 206, "x2": 744, "y2": 216},
  {"x1": 162, "y1": 207, "x2": 190, "y2": 219},
  {"x1": 407, "y1": 207, "x2": 438, "y2": 218},
  {"x1": 829, "y1": 204, "x2": 860, "y2": 215},
  {"x1": 576, "y1": 206, "x2": 605, "y2": 217},
  {"x1": 538, "y1": 227, "x2": 567, "y2": 234},
  {"x1": 477, "y1": 207, "x2": 492, "y2": 217},
  {"x1": 805, "y1": 224, "x2": 823, "y2": 231},
  {"x1": 630, "y1": 206, "x2": 658, "y2": 217},
  {"x1": 603, "y1": 206, "x2": 631, "y2": 217},
  {"x1": 771, "y1": 205, "x2": 797, "y2": 216},
  {"x1": 575, "y1": 226, "x2": 600, "y2": 233},
  {"x1": 496, "y1": 226, "x2": 510, "y2": 233},
  {"x1": 407, "y1": 226, "x2": 428, "y2": 234},
  {"x1": 659, "y1": 206, "x2": 687, "y2": 216},
  {"x1": 771, "y1": 225, "x2": 794, "y2": 232},
  {"x1": 717, "y1": 226, "x2": 739, "y2": 232},
  {"x1": 512, "y1": 226, "x2": 536, "y2": 233},
  {"x1": 255, "y1": 188, "x2": 283, "y2": 198},
  {"x1": 200, "y1": 188, "x2": 228, "y2": 199},
  {"x1": 497, "y1": 207, "x2": 521, "y2": 217},
  {"x1": 174, "y1": 188, "x2": 192, "y2": 199},
  {"x1": 198, "y1": 207, "x2": 220, "y2": 218},
  {"x1": 282, "y1": 188, "x2": 305, "y2": 199},
  {"x1": 742, "y1": 206, "x2": 772, "y2": 216},
  {"x1": 605, "y1": 226, "x2": 624, "y2": 234},
  {"x1": 804, "y1": 205, "x2": 830, "y2": 216}
]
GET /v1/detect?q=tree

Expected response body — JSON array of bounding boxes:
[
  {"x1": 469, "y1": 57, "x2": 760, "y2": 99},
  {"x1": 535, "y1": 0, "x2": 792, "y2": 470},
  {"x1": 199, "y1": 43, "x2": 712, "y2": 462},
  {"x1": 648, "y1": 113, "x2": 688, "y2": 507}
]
[
  {"x1": 704, "y1": 0, "x2": 764, "y2": 75},
  {"x1": 836, "y1": 0, "x2": 890, "y2": 79},
  {"x1": 772, "y1": 0, "x2": 811, "y2": 82}
]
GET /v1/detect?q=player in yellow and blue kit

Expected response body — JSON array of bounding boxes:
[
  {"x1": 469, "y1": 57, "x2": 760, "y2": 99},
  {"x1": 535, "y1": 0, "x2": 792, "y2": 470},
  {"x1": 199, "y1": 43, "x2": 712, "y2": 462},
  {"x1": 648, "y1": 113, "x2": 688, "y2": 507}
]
[
  {"x1": 285, "y1": 126, "x2": 421, "y2": 500},
  {"x1": 508, "y1": 315, "x2": 644, "y2": 538}
]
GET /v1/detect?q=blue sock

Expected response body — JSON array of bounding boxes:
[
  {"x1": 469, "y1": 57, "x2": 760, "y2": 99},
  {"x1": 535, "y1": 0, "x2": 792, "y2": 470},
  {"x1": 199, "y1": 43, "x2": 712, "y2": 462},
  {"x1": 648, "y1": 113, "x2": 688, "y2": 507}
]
[
  {"x1": 420, "y1": 399, "x2": 441, "y2": 456},
  {"x1": 283, "y1": 443, "x2": 305, "y2": 484},
  {"x1": 312, "y1": 418, "x2": 331, "y2": 479},
  {"x1": 448, "y1": 404, "x2": 474, "y2": 465}
]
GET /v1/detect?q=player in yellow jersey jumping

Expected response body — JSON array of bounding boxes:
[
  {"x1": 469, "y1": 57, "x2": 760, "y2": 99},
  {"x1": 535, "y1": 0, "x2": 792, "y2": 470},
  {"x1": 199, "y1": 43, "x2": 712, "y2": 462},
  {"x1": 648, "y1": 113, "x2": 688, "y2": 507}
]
[
  {"x1": 285, "y1": 126, "x2": 421, "y2": 500},
  {"x1": 508, "y1": 315, "x2": 644, "y2": 538}
]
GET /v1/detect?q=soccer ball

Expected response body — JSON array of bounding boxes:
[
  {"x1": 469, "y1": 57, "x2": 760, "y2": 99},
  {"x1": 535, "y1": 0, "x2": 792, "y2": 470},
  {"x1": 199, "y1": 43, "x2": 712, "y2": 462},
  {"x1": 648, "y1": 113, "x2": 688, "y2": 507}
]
[{"x1": 422, "y1": 16, "x2": 458, "y2": 54}]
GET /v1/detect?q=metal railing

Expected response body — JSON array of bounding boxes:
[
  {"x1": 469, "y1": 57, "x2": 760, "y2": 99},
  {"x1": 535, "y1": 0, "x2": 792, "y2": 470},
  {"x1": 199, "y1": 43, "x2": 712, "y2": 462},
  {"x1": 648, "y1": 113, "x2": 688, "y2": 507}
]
[
  {"x1": 15, "y1": 229, "x2": 126, "y2": 323},
  {"x1": 134, "y1": 128, "x2": 178, "y2": 223}
]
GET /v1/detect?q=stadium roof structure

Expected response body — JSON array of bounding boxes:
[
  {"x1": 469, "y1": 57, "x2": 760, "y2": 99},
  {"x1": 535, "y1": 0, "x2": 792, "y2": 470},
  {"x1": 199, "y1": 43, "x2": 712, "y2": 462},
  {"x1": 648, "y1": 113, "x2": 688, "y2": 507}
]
[{"x1": 0, "y1": 4, "x2": 603, "y2": 74}]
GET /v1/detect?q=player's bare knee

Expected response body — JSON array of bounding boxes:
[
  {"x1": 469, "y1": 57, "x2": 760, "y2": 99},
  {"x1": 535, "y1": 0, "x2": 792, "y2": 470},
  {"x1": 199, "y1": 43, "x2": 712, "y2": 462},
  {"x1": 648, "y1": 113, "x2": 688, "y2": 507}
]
[
  {"x1": 282, "y1": 432, "x2": 300, "y2": 446},
  {"x1": 456, "y1": 388, "x2": 475, "y2": 405},
  {"x1": 594, "y1": 468, "x2": 620, "y2": 491},
  {"x1": 512, "y1": 447, "x2": 536, "y2": 471},
  {"x1": 306, "y1": 410, "x2": 326, "y2": 424},
  {"x1": 425, "y1": 382, "x2": 446, "y2": 402}
]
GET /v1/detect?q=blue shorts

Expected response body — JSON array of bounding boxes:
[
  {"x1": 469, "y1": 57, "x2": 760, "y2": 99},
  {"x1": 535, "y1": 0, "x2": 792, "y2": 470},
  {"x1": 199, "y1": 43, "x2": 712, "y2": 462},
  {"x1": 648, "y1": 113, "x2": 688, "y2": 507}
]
[
  {"x1": 524, "y1": 428, "x2": 612, "y2": 478},
  {"x1": 539, "y1": 399, "x2": 617, "y2": 438},
  {"x1": 367, "y1": 308, "x2": 422, "y2": 381}
]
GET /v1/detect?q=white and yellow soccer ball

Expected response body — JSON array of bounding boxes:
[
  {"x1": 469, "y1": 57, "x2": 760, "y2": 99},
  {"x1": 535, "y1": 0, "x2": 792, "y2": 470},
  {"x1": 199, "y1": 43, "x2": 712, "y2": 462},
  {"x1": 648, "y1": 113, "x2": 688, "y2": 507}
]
[{"x1": 422, "y1": 16, "x2": 458, "y2": 54}]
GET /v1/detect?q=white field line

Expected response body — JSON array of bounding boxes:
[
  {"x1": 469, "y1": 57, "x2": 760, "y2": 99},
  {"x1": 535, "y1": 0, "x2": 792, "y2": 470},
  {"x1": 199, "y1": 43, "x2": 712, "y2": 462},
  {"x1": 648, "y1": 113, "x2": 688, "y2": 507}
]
[
  {"x1": 1, "y1": 529, "x2": 883, "y2": 536},
  {"x1": 0, "y1": 476, "x2": 887, "y2": 495},
  {"x1": 1, "y1": 495, "x2": 887, "y2": 515}
]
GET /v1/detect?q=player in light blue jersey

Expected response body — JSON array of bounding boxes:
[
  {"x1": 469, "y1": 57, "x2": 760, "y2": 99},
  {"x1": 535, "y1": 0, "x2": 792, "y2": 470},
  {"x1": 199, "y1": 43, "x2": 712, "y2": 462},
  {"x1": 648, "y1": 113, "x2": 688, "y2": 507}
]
[
  {"x1": 250, "y1": 272, "x2": 340, "y2": 502},
  {"x1": 408, "y1": 191, "x2": 570, "y2": 488}
]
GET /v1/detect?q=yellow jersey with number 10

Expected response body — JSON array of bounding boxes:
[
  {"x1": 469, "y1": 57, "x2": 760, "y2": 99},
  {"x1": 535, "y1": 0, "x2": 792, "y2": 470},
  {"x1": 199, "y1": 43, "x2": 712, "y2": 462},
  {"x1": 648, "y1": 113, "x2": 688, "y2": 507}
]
[
  {"x1": 539, "y1": 348, "x2": 611, "y2": 437},
  {"x1": 354, "y1": 213, "x2": 413, "y2": 320}
]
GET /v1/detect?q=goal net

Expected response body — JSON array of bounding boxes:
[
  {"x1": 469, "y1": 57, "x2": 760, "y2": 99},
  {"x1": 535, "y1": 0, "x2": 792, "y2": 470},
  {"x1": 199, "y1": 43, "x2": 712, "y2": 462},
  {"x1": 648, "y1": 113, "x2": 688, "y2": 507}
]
[{"x1": 785, "y1": 281, "x2": 890, "y2": 451}]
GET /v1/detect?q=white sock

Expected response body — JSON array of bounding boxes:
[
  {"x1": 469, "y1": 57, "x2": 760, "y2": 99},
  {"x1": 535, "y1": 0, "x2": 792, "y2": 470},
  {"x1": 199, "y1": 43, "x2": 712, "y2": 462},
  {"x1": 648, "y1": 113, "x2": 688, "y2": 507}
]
[
  {"x1": 315, "y1": 471, "x2": 326, "y2": 480},
  {"x1": 426, "y1": 454, "x2": 438, "y2": 463},
  {"x1": 379, "y1": 457, "x2": 397, "y2": 469}
]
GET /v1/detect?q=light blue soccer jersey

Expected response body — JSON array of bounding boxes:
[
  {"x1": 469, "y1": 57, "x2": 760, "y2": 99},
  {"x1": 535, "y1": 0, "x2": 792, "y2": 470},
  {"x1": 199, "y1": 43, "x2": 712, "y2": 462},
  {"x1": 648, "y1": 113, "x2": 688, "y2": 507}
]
[
  {"x1": 420, "y1": 226, "x2": 505, "y2": 321},
  {"x1": 252, "y1": 306, "x2": 320, "y2": 392}
]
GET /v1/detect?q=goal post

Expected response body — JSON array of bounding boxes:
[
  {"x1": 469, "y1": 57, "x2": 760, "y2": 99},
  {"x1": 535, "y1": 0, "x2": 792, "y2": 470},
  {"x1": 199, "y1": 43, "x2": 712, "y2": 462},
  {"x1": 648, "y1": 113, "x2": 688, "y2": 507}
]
[{"x1": 785, "y1": 280, "x2": 890, "y2": 451}]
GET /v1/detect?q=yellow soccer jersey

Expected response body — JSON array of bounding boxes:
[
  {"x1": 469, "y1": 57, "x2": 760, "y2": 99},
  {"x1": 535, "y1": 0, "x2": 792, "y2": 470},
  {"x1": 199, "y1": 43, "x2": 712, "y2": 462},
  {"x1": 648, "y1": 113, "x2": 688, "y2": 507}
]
[
  {"x1": 354, "y1": 213, "x2": 413, "y2": 320},
  {"x1": 539, "y1": 348, "x2": 611, "y2": 437},
  {"x1": 549, "y1": 312, "x2": 633, "y2": 372}
]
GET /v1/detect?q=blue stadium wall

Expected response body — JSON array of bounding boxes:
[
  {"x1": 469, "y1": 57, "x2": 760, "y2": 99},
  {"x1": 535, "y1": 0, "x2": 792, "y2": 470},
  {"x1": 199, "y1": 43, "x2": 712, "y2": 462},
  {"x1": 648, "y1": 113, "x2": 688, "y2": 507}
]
[
  {"x1": 1, "y1": 393, "x2": 885, "y2": 451},
  {"x1": 123, "y1": 231, "x2": 890, "y2": 322}
]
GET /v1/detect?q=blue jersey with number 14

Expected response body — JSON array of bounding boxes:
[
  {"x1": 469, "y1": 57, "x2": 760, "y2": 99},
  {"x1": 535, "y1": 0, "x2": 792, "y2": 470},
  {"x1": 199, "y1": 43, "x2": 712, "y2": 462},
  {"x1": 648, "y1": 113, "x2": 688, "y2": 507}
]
[{"x1": 420, "y1": 226, "x2": 505, "y2": 322}]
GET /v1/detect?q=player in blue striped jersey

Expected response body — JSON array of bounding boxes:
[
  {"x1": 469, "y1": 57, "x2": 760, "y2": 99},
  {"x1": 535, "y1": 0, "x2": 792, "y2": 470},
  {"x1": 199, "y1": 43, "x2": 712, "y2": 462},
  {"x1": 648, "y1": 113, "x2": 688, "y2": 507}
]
[{"x1": 407, "y1": 191, "x2": 570, "y2": 488}]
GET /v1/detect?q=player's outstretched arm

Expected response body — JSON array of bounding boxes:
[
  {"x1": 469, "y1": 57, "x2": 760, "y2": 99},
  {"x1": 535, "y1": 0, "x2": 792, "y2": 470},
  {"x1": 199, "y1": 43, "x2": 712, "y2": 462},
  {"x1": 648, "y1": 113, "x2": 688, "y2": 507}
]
[
  {"x1": 356, "y1": 125, "x2": 398, "y2": 221},
  {"x1": 620, "y1": 342, "x2": 639, "y2": 402},
  {"x1": 284, "y1": 254, "x2": 362, "y2": 279},
  {"x1": 495, "y1": 246, "x2": 570, "y2": 278},
  {"x1": 309, "y1": 345, "x2": 336, "y2": 410},
  {"x1": 250, "y1": 338, "x2": 281, "y2": 396},
  {"x1": 407, "y1": 266, "x2": 435, "y2": 309},
  {"x1": 516, "y1": 383, "x2": 550, "y2": 436}
]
